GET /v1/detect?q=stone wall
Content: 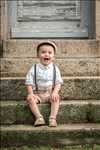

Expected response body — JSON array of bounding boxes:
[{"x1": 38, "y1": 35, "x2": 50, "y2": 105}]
[
  {"x1": 0, "y1": 0, "x2": 100, "y2": 40},
  {"x1": 96, "y1": 0, "x2": 100, "y2": 39},
  {"x1": 0, "y1": 0, "x2": 100, "y2": 76},
  {"x1": 0, "y1": 0, "x2": 100, "y2": 78}
]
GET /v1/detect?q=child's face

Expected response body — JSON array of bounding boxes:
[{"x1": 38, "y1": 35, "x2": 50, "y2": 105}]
[{"x1": 37, "y1": 45, "x2": 55, "y2": 66}]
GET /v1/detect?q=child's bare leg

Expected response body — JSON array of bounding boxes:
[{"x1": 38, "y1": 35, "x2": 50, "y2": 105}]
[
  {"x1": 49, "y1": 97, "x2": 60, "y2": 127},
  {"x1": 27, "y1": 96, "x2": 45, "y2": 126},
  {"x1": 26, "y1": 96, "x2": 42, "y2": 119},
  {"x1": 50, "y1": 97, "x2": 60, "y2": 119}
]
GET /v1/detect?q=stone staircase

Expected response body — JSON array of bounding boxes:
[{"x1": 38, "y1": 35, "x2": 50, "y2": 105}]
[{"x1": 0, "y1": 40, "x2": 100, "y2": 146}]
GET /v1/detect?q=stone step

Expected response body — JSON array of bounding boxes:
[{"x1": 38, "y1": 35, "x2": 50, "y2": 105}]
[
  {"x1": 0, "y1": 77, "x2": 100, "y2": 100},
  {"x1": 1, "y1": 100, "x2": 100, "y2": 125},
  {"x1": 1, "y1": 58, "x2": 100, "y2": 77},
  {"x1": 1, "y1": 124, "x2": 100, "y2": 146},
  {"x1": 3, "y1": 40, "x2": 100, "y2": 58}
]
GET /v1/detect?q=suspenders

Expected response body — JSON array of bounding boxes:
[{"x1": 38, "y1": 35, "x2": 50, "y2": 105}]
[
  {"x1": 53, "y1": 64, "x2": 56, "y2": 88},
  {"x1": 34, "y1": 64, "x2": 38, "y2": 91},
  {"x1": 34, "y1": 64, "x2": 56, "y2": 91}
]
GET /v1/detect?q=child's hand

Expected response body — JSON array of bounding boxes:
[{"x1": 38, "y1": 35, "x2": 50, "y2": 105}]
[{"x1": 51, "y1": 91, "x2": 59, "y2": 102}]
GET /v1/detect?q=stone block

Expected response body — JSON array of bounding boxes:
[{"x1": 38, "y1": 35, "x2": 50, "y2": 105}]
[
  {"x1": 1, "y1": 58, "x2": 100, "y2": 77},
  {"x1": 3, "y1": 40, "x2": 100, "y2": 58},
  {"x1": 1, "y1": 124, "x2": 100, "y2": 146},
  {"x1": 0, "y1": 77, "x2": 100, "y2": 100},
  {"x1": 1, "y1": 100, "x2": 100, "y2": 125}
]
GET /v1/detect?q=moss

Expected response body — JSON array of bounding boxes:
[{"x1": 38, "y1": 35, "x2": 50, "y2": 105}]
[
  {"x1": 87, "y1": 103, "x2": 100, "y2": 123},
  {"x1": 15, "y1": 104, "x2": 34, "y2": 124},
  {"x1": 1, "y1": 128, "x2": 100, "y2": 147},
  {"x1": 57, "y1": 104, "x2": 88, "y2": 123},
  {"x1": 1, "y1": 78, "x2": 100, "y2": 100},
  {"x1": 1, "y1": 145, "x2": 100, "y2": 150},
  {"x1": 95, "y1": 96, "x2": 100, "y2": 100}
]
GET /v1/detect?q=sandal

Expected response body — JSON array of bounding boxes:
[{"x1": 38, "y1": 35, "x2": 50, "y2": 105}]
[
  {"x1": 49, "y1": 117, "x2": 57, "y2": 127},
  {"x1": 34, "y1": 116, "x2": 45, "y2": 126}
]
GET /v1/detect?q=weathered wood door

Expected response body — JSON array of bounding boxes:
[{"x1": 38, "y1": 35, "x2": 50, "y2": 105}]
[{"x1": 9, "y1": 0, "x2": 91, "y2": 38}]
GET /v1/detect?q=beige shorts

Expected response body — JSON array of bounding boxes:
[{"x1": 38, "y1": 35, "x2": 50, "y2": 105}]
[{"x1": 33, "y1": 88, "x2": 52, "y2": 103}]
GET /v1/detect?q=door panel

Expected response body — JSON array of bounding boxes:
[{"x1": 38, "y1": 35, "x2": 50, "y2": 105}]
[{"x1": 9, "y1": 0, "x2": 90, "y2": 38}]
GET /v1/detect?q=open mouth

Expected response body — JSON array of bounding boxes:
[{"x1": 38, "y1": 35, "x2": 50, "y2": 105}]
[{"x1": 44, "y1": 58, "x2": 50, "y2": 60}]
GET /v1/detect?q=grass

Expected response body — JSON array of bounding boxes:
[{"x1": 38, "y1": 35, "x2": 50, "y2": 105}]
[{"x1": 1, "y1": 145, "x2": 100, "y2": 150}]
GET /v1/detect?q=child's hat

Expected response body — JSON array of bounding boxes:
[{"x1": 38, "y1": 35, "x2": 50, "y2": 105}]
[{"x1": 37, "y1": 41, "x2": 57, "y2": 53}]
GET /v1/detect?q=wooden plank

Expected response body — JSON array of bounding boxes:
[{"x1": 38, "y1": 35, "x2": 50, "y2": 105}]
[
  {"x1": 17, "y1": 0, "x2": 81, "y2": 21},
  {"x1": 10, "y1": 0, "x2": 89, "y2": 38}
]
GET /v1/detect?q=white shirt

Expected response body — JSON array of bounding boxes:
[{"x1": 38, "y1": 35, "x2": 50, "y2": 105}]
[{"x1": 25, "y1": 63, "x2": 63, "y2": 90}]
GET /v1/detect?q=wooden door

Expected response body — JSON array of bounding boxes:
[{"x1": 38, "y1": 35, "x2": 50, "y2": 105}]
[{"x1": 9, "y1": 0, "x2": 91, "y2": 38}]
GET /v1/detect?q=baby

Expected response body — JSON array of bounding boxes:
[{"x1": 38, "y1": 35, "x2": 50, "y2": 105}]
[{"x1": 25, "y1": 41, "x2": 63, "y2": 127}]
